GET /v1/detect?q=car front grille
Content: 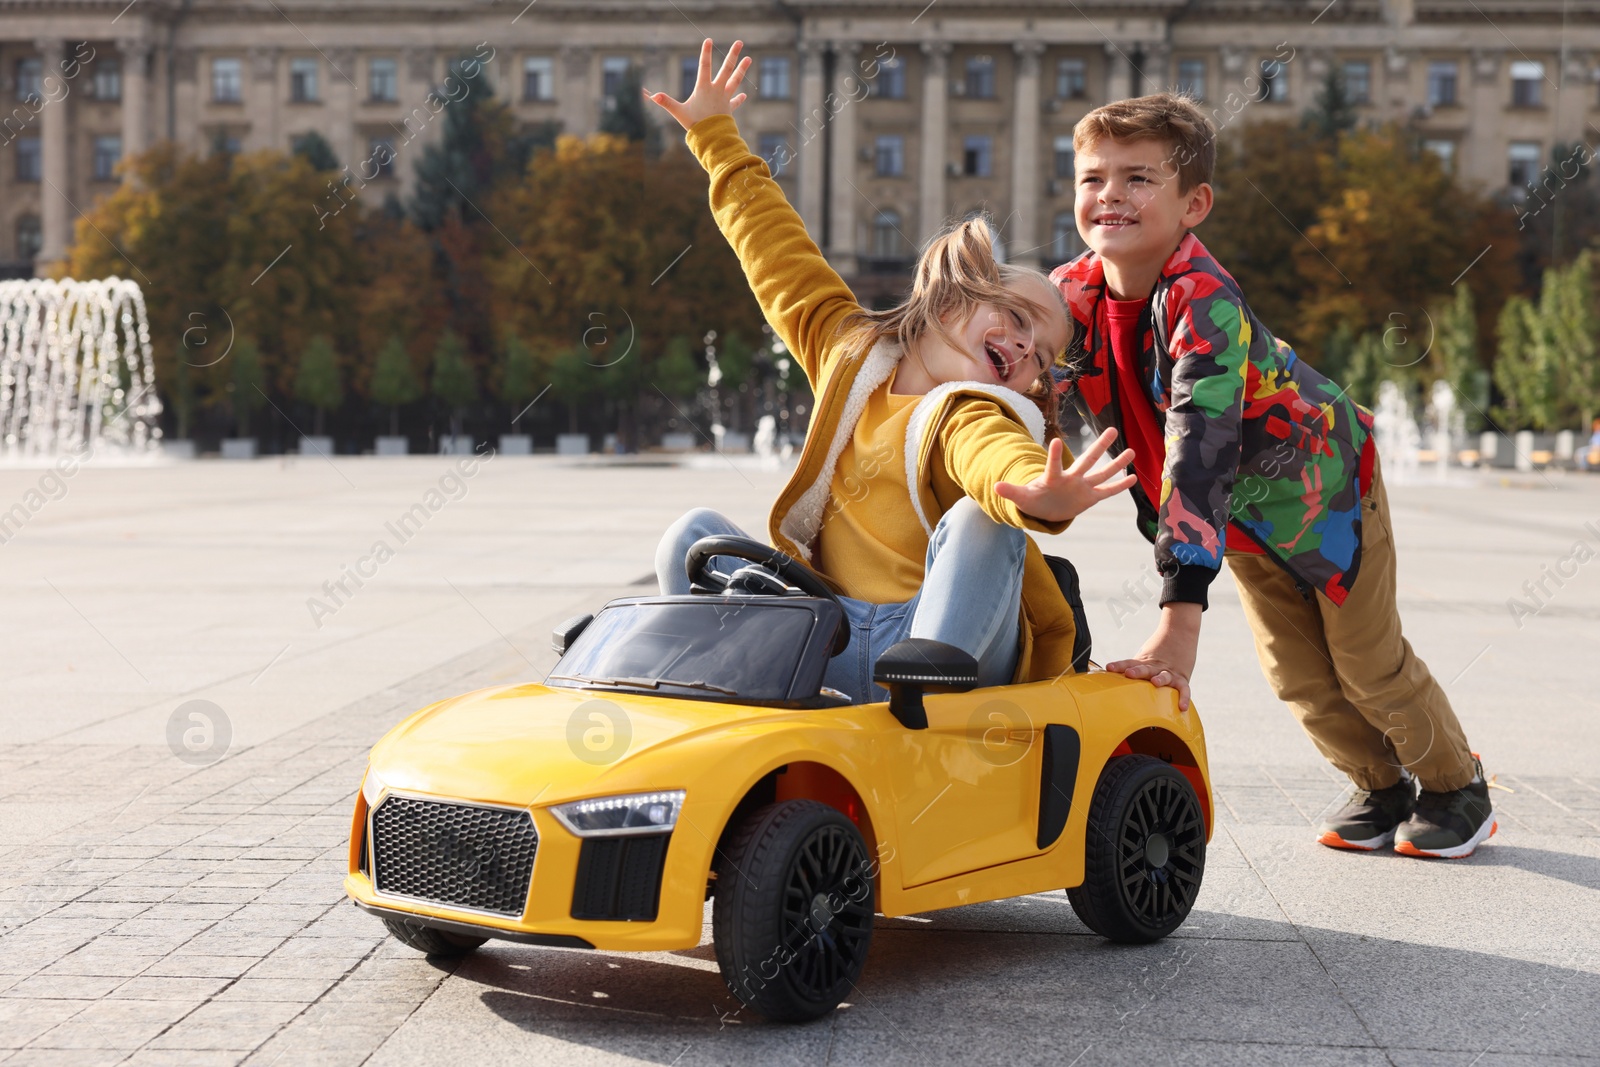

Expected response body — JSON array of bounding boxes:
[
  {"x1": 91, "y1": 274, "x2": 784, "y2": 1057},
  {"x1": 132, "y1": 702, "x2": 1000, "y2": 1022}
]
[
  {"x1": 370, "y1": 794, "x2": 538, "y2": 917},
  {"x1": 570, "y1": 834, "x2": 671, "y2": 921}
]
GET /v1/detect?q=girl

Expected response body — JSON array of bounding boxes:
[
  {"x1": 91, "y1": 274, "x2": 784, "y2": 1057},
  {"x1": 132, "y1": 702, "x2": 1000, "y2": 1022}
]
[{"x1": 645, "y1": 40, "x2": 1134, "y2": 702}]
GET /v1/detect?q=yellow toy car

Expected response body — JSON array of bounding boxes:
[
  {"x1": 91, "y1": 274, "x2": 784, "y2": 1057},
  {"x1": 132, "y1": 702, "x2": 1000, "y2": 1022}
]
[{"x1": 344, "y1": 536, "x2": 1211, "y2": 1021}]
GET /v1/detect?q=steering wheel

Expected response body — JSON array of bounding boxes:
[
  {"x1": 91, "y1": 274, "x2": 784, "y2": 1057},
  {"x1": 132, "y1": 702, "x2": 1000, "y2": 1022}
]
[{"x1": 685, "y1": 535, "x2": 850, "y2": 656}]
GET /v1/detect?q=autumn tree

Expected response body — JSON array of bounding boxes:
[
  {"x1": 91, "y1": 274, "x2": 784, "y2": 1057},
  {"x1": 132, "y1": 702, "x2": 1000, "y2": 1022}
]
[
  {"x1": 370, "y1": 335, "x2": 423, "y2": 437},
  {"x1": 294, "y1": 335, "x2": 344, "y2": 436},
  {"x1": 431, "y1": 329, "x2": 477, "y2": 439}
]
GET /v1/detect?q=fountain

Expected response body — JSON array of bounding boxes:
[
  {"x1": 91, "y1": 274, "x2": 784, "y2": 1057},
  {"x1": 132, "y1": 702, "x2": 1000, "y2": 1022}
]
[
  {"x1": 0, "y1": 277, "x2": 163, "y2": 463},
  {"x1": 1373, "y1": 380, "x2": 1421, "y2": 484}
]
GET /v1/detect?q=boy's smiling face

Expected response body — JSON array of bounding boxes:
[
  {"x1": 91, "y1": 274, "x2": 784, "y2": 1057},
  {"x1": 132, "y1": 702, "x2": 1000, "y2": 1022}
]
[{"x1": 1074, "y1": 136, "x2": 1213, "y2": 296}]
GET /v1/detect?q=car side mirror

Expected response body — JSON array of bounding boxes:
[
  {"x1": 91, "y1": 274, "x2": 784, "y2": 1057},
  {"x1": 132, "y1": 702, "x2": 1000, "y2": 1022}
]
[
  {"x1": 552, "y1": 614, "x2": 593, "y2": 655},
  {"x1": 872, "y1": 638, "x2": 979, "y2": 730}
]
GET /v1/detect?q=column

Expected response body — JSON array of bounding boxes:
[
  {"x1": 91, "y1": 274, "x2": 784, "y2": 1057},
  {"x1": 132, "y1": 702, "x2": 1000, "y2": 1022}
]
[
  {"x1": 796, "y1": 40, "x2": 826, "y2": 237},
  {"x1": 35, "y1": 38, "x2": 68, "y2": 271},
  {"x1": 1010, "y1": 42, "x2": 1044, "y2": 266},
  {"x1": 560, "y1": 45, "x2": 591, "y2": 137},
  {"x1": 1142, "y1": 41, "x2": 1171, "y2": 96},
  {"x1": 919, "y1": 41, "x2": 951, "y2": 241},
  {"x1": 1466, "y1": 49, "x2": 1504, "y2": 192},
  {"x1": 1104, "y1": 42, "x2": 1132, "y2": 102},
  {"x1": 827, "y1": 41, "x2": 861, "y2": 275},
  {"x1": 118, "y1": 40, "x2": 150, "y2": 166},
  {"x1": 249, "y1": 46, "x2": 279, "y2": 153},
  {"x1": 328, "y1": 48, "x2": 356, "y2": 169}
]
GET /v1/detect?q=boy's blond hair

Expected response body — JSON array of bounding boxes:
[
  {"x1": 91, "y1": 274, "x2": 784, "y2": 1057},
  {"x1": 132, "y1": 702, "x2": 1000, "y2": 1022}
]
[
  {"x1": 1072, "y1": 92, "x2": 1216, "y2": 192},
  {"x1": 837, "y1": 215, "x2": 1068, "y2": 439}
]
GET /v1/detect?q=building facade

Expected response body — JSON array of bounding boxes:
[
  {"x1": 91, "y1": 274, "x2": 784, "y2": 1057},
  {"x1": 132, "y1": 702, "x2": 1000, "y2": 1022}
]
[{"x1": 2, "y1": 0, "x2": 1596, "y2": 285}]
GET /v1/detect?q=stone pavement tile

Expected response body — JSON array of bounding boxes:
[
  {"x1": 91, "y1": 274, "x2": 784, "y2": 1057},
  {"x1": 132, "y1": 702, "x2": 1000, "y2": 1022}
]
[
  {"x1": 341, "y1": 955, "x2": 452, "y2": 983},
  {"x1": 212, "y1": 977, "x2": 336, "y2": 1002},
  {"x1": 0, "y1": 973, "x2": 122, "y2": 1000},
  {"x1": 172, "y1": 935, "x2": 287, "y2": 958},
  {"x1": 45, "y1": 900, "x2": 149, "y2": 921},
  {"x1": 245, "y1": 1024, "x2": 405, "y2": 1067},
  {"x1": 120, "y1": 1050, "x2": 248, "y2": 1066},
  {"x1": 25, "y1": 997, "x2": 196, "y2": 1049},
  {"x1": 141, "y1": 956, "x2": 256, "y2": 980},
  {"x1": 109, "y1": 975, "x2": 235, "y2": 1000},
  {"x1": 828, "y1": 1032, "x2": 1396, "y2": 1066},
  {"x1": 164, "y1": 888, "x2": 260, "y2": 906},
  {"x1": 1, "y1": 1048, "x2": 128, "y2": 1066},
  {"x1": 0, "y1": 1000, "x2": 86, "y2": 1049},
  {"x1": 1389, "y1": 1053, "x2": 1600, "y2": 1066},
  {"x1": 135, "y1": 903, "x2": 242, "y2": 923},
  {"x1": 38, "y1": 948, "x2": 160, "y2": 978},
  {"x1": 146, "y1": 999, "x2": 306, "y2": 1051},
  {"x1": 266, "y1": 936, "x2": 380, "y2": 959},
  {"x1": 241, "y1": 955, "x2": 365, "y2": 982}
]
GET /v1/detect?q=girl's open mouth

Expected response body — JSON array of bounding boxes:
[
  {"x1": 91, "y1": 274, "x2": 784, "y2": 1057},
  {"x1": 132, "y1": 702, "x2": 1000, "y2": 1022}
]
[{"x1": 984, "y1": 342, "x2": 1010, "y2": 381}]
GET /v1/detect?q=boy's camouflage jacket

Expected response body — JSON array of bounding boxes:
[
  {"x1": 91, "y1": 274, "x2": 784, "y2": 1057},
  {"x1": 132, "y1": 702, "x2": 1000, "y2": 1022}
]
[{"x1": 1050, "y1": 232, "x2": 1375, "y2": 608}]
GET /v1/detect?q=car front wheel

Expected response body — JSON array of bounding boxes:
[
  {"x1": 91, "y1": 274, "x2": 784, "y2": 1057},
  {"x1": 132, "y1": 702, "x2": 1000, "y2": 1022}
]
[
  {"x1": 712, "y1": 799, "x2": 876, "y2": 1022},
  {"x1": 1068, "y1": 754, "x2": 1206, "y2": 943},
  {"x1": 381, "y1": 916, "x2": 487, "y2": 958}
]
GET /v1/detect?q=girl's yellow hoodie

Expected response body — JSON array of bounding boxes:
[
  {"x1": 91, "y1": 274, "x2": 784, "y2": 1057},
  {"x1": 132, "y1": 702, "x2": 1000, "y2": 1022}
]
[{"x1": 684, "y1": 114, "x2": 1081, "y2": 682}]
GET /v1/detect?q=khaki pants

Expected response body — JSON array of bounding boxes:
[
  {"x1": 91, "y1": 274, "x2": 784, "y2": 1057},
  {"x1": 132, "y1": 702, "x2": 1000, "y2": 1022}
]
[{"x1": 1226, "y1": 455, "x2": 1476, "y2": 793}]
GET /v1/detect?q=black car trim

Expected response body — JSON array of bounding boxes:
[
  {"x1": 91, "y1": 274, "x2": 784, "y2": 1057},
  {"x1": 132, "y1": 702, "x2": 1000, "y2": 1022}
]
[
  {"x1": 353, "y1": 900, "x2": 594, "y2": 950},
  {"x1": 1037, "y1": 724, "x2": 1082, "y2": 850}
]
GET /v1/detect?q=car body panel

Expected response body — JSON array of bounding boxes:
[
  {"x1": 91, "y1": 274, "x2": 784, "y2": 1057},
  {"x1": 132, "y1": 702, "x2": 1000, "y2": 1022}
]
[{"x1": 345, "y1": 671, "x2": 1210, "y2": 952}]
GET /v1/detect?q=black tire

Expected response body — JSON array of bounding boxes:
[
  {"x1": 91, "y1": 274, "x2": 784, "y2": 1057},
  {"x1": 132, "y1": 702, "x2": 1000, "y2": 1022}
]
[
  {"x1": 712, "y1": 800, "x2": 876, "y2": 1022},
  {"x1": 381, "y1": 917, "x2": 487, "y2": 958},
  {"x1": 1067, "y1": 755, "x2": 1206, "y2": 943}
]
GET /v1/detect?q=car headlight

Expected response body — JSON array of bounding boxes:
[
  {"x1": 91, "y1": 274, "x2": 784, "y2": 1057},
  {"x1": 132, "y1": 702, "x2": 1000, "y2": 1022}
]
[
  {"x1": 361, "y1": 767, "x2": 385, "y2": 808},
  {"x1": 551, "y1": 791, "x2": 685, "y2": 837}
]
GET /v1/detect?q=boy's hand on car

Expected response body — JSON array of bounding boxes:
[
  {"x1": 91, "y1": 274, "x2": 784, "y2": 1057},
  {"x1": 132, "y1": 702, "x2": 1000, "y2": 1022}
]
[
  {"x1": 995, "y1": 429, "x2": 1136, "y2": 523},
  {"x1": 1107, "y1": 603, "x2": 1201, "y2": 711},
  {"x1": 644, "y1": 38, "x2": 752, "y2": 132}
]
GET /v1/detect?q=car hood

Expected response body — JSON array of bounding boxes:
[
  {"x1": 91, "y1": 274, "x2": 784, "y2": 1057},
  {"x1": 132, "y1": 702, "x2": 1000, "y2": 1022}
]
[{"x1": 366, "y1": 682, "x2": 797, "y2": 808}]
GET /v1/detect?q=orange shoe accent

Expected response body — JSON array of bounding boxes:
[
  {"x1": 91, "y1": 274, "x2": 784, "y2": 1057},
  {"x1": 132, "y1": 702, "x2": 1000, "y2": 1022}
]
[
  {"x1": 1394, "y1": 818, "x2": 1497, "y2": 859},
  {"x1": 1318, "y1": 830, "x2": 1381, "y2": 851}
]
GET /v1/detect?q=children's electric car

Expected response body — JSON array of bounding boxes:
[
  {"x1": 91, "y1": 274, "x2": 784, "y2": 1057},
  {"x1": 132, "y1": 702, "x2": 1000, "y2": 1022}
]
[{"x1": 344, "y1": 536, "x2": 1211, "y2": 1022}]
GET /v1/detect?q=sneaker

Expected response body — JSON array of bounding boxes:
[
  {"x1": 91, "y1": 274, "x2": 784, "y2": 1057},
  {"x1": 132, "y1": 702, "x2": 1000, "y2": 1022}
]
[
  {"x1": 1395, "y1": 763, "x2": 1497, "y2": 859},
  {"x1": 1316, "y1": 775, "x2": 1417, "y2": 851}
]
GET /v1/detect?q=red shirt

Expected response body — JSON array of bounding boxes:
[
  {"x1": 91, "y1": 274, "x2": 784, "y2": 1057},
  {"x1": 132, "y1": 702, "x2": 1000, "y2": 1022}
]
[{"x1": 1105, "y1": 296, "x2": 1264, "y2": 555}]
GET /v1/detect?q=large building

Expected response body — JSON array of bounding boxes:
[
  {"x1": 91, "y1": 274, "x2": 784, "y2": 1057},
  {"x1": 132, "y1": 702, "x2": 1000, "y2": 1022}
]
[{"x1": 3, "y1": 0, "x2": 1595, "y2": 285}]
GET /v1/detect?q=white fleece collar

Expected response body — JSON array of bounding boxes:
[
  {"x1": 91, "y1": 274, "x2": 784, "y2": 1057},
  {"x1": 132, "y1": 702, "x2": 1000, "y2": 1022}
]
[{"x1": 903, "y1": 382, "x2": 1046, "y2": 535}]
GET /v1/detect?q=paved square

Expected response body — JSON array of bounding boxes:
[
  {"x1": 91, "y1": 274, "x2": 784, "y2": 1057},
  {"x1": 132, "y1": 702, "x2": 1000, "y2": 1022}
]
[{"x1": 1, "y1": 454, "x2": 1596, "y2": 1065}]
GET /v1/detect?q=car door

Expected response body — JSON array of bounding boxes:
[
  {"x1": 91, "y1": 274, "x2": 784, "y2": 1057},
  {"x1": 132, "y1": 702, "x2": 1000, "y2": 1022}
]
[{"x1": 879, "y1": 687, "x2": 1070, "y2": 888}]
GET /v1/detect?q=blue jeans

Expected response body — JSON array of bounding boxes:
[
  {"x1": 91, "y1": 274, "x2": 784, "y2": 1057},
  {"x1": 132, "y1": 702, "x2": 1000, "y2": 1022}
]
[{"x1": 653, "y1": 500, "x2": 1025, "y2": 703}]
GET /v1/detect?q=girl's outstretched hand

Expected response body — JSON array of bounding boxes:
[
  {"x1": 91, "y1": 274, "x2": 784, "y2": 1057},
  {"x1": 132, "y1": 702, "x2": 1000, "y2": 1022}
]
[
  {"x1": 994, "y1": 429, "x2": 1136, "y2": 523},
  {"x1": 644, "y1": 38, "x2": 753, "y2": 132}
]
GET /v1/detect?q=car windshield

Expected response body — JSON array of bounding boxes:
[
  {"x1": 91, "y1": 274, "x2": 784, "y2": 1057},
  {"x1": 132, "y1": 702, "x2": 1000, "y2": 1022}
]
[{"x1": 548, "y1": 601, "x2": 818, "y2": 703}]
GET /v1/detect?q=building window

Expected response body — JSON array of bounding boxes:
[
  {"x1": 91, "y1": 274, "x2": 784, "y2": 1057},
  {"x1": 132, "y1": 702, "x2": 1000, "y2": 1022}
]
[
  {"x1": 874, "y1": 135, "x2": 904, "y2": 177},
  {"x1": 523, "y1": 57, "x2": 553, "y2": 101},
  {"x1": 290, "y1": 58, "x2": 319, "y2": 103},
  {"x1": 15, "y1": 59, "x2": 41, "y2": 103},
  {"x1": 962, "y1": 135, "x2": 992, "y2": 177},
  {"x1": 1052, "y1": 212, "x2": 1083, "y2": 262},
  {"x1": 757, "y1": 132, "x2": 790, "y2": 176},
  {"x1": 367, "y1": 137, "x2": 395, "y2": 178},
  {"x1": 872, "y1": 209, "x2": 904, "y2": 259},
  {"x1": 1177, "y1": 59, "x2": 1206, "y2": 101},
  {"x1": 601, "y1": 56, "x2": 630, "y2": 112},
  {"x1": 211, "y1": 57, "x2": 242, "y2": 103},
  {"x1": 368, "y1": 58, "x2": 397, "y2": 103},
  {"x1": 15, "y1": 137, "x2": 39, "y2": 181},
  {"x1": 1427, "y1": 61, "x2": 1458, "y2": 107},
  {"x1": 1257, "y1": 58, "x2": 1288, "y2": 102},
  {"x1": 92, "y1": 135, "x2": 122, "y2": 181},
  {"x1": 1056, "y1": 58, "x2": 1086, "y2": 99},
  {"x1": 211, "y1": 129, "x2": 242, "y2": 156},
  {"x1": 965, "y1": 55, "x2": 995, "y2": 99},
  {"x1": 871, "y1": 56, "x2": 905, "y2": 99},
  {"x1": 93, "y1": 60, "x2": 122, "y2": 102},
  {"x1": 1053, "y1": 135, "x2": 1075, "y2": 180},
  {"x1": 1511, "y1": 61, "x2": 1544, "y2": 107},
  {"x1": 1508, "y1": 141, "x2": 1542, "y2": 197},
  {"x1": 1422, "y1": 139, "x2": 1456, "y2": 172},
  {"x1": 680, "y1": 57, "x2": 697, "y2": 100},
  {"x1": 15, "y1": 214, "x2": 40, "y2": 261},
  {"x1": 758, "y1": 56, "x2": 790, "y2": 99},
  {"x1": 1342, "y1": 60, "x2": 1370, "y2": 104}
]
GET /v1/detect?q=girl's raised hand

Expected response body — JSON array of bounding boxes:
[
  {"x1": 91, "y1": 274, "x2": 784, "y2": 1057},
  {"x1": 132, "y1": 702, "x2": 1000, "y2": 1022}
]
[
  {"x1": 644, "y1": 39, "x2": 753, "y2": 132},
  {"x1": 994, "y1": 429, "x2": 1137, "y2": 523}
]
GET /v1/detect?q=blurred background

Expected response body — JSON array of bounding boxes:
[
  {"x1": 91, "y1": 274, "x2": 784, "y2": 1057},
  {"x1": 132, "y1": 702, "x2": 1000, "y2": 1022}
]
[{"x1": 6, "y1": 0, "x2": 1597, "y2": 460}]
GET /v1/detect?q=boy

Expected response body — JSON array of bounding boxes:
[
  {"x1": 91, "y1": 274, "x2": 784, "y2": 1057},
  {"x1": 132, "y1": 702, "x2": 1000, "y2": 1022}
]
[{"x1": 1050, "y1": 93, "x2": 1495, "y2": 859}]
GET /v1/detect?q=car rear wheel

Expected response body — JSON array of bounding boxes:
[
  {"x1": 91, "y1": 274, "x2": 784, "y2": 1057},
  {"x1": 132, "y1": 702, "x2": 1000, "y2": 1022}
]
[
  {"x1": 712, "y1": 799, "x2": 876, "y2": 1022},
  {"x1": 381, "y1": 916, "x2": 487, "y2": 958},
  {"x1": 1068, "y1": 755, "x2": 1206, "y2": 943}
]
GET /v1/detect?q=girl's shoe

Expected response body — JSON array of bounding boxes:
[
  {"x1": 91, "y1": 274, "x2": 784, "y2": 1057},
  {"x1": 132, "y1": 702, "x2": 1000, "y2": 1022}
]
[
  {"x1": 1394, "y1": 768, "x2": 1497, "y2": 859},
  {"x1": 1316, "y1": 776, "x2": 1417, "y2": 851}
]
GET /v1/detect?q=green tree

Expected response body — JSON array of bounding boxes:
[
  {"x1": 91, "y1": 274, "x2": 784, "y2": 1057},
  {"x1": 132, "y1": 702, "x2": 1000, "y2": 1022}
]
[
  {"x1": 431, "y1": 329, "x2": 478, "y2": 438},
  {"x1": 1302, "y1": 65, "x2": 1357, "y2": 144},
  {"x1": 1493, "y1": 295, "x2": 1549, "y2": 430},
  {"x1": 548, "y1": 346, "x2": 598, "y2": 433},
  {"x1": 1433, "y1": 283, "x2": 1485, "y2": 431},
  {"x1": 231, "y1": 337, "x2": 266, "y2": 438},
  {"x1": 370, "y1": 335, "x2": 423, "y2": 436},
  {"x1": 653, "y1": 335, "x2": 701, "y2": 400},
  {"x1": 294, "y1": 334, "x2": 344, "y2": 436},
  {"x1": 291, "y1": 130, "x2": 340, "y2": 172},
  {"x1": 598, "y1": 62, "x2": 664, "y2": 157},
  {"x1": 496, "y1": 331, "x2": 540, "y2": 428}
]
